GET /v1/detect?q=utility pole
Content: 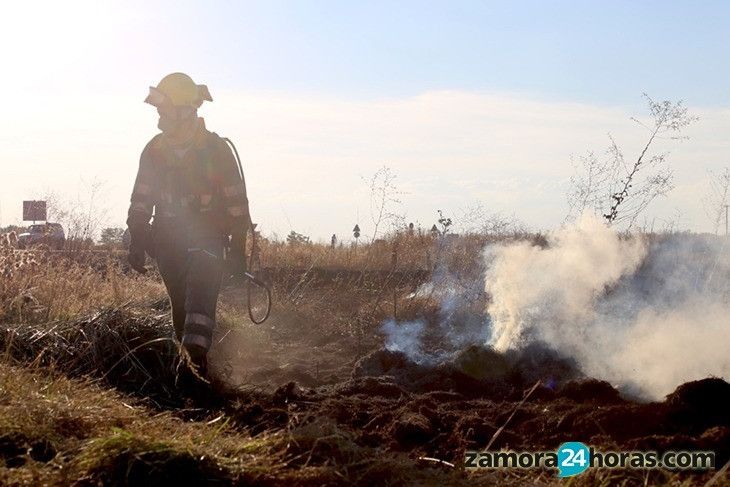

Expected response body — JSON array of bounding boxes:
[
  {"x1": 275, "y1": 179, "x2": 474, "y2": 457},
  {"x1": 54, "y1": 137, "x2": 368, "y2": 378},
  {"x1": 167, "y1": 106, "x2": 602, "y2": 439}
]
[{"x1": 724, "y1": 204, "x2": 729, "y2": 237}]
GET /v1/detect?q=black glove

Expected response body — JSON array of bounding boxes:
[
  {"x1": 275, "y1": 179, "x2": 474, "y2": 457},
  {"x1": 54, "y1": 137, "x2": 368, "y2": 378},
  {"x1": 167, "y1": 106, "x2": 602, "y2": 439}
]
[
  {"x1": 127, "y1": 220, "x2": 152, "y2": 274},
  {"x1": 128, "y1": 248, "x2": 147, "y2": 274}
]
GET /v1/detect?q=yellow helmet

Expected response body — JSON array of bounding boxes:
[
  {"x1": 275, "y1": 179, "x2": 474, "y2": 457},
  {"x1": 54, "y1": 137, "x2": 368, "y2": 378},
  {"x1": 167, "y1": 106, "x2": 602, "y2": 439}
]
[{"x1": 144, "y1": 72, "x2": 212, "y2": 108}]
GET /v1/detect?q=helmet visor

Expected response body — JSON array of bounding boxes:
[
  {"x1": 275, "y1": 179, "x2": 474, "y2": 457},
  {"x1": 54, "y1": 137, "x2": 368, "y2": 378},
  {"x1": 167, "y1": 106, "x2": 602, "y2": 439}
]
[{"x1": 144, "y1": 87, "x2": 170, "y2": 107}]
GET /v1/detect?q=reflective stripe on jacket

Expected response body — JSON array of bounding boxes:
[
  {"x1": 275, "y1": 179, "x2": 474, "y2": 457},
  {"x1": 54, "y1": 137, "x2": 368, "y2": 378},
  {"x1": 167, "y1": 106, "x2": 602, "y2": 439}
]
[{"x1": 127, "y1": 120, "x2": 249, "y2": 237}]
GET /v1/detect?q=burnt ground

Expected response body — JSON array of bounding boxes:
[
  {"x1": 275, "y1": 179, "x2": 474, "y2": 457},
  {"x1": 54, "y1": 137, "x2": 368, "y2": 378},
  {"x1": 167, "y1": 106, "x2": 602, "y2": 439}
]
[
  {"x1": 290, "y1": 352, "x2": 730, "y2": 461},
  {"x1": 217, "y1": 347, "x2": 730, "y2": 471},
  {"x1": 2, "y1": 283, "x2": 729, "y2": 485},
  {"x1": 206, "y1": 278, "x2": 730, "y2": 485}
]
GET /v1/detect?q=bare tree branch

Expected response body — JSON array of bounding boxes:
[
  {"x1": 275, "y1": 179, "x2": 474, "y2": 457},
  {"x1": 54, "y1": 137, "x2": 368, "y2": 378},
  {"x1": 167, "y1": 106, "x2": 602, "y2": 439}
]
[{"x1": 566, "y1": 94, "x2": 697, "y2": 228}]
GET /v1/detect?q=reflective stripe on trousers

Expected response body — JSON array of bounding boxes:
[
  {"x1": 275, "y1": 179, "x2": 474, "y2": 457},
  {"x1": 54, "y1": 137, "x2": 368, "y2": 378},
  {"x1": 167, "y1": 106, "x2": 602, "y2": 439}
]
[
  {"x1": 182, "y1": 312, "x2": 215, "y2": 351},
  {"x1": 153, "y1": 230, "x2": 224, "y2": 357}
]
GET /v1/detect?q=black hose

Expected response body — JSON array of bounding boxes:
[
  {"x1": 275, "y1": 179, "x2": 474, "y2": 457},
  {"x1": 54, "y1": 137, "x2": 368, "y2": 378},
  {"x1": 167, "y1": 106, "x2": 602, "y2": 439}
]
[
  {"x1": 224, "y1": 137, "x2": 272, "y2": 324},
  {"x1": 244, "y1": 272, "x2": 272, "y2": 323}
]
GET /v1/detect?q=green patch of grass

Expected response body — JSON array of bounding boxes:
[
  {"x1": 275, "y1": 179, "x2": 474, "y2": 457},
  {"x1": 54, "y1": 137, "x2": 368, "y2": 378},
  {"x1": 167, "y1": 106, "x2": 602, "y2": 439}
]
[{"x1": 72, "y1": 428, "x2": 231, "y2": 486}]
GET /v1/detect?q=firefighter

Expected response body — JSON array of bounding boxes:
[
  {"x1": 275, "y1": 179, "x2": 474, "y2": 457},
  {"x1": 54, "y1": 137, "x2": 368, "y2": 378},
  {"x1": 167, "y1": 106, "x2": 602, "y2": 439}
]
[{"x1": 126, "y1": 72, "x2": 249, "y2": 378}]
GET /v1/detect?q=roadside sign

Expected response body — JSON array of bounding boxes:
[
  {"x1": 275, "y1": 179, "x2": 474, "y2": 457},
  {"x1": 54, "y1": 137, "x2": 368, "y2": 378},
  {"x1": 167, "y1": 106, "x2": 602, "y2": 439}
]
[{"x1": 23, "y1": 200, "x2": 47, "y2": 221}]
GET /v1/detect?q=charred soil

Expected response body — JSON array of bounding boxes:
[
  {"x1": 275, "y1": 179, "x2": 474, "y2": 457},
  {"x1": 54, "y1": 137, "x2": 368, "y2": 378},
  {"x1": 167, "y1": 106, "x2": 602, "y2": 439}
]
[{"x1": 1, "y1": 300, "x2": 728, "y2": 485}]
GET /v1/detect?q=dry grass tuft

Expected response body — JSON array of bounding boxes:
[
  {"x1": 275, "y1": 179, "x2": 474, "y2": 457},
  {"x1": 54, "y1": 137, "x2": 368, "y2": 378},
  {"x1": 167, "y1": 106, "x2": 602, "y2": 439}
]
[
  {"x1": 0, "y1": 304, "x2": 181, "y2": 407},
  {"x1": 0, "y1": 233, "x2": 165, "y2": 324},
  {"x1": 0, "y1": 362, "x2": 285, "y2": 485}
]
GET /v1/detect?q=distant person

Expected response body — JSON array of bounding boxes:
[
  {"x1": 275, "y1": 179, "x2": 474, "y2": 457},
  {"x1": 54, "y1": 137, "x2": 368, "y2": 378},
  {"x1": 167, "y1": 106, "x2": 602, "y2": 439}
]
[{"x1": 126, "y1": 72, "x2": 250, "y2": 382}]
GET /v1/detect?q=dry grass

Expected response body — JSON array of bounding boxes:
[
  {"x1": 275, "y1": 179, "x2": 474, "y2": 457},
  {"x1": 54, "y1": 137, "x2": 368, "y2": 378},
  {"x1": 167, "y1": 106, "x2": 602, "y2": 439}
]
[
  {"x1": 0, "y1": 361, "x2": 286, "y2": 485},
  {"x1": 0, "y1": 233, "x2": 164, "y2": 324},
  {"x1": 258, "y1": 230, "x2": 546, "y2": 273},
  {"x1": 259, "y1": 233, "x2": 434, "y2": 271},
  {"x1": 0, "y1": 305, "x2": 182, "y2": 408},
  {"x1": 2, "y1": 230, "x2": 719, "y2": 486},
  {"x1": 0, "y1": 362, "x2": 489, "y2": 486},
  {"x1": 0, "y1": 228, "x2": 542, "y2": 329}
]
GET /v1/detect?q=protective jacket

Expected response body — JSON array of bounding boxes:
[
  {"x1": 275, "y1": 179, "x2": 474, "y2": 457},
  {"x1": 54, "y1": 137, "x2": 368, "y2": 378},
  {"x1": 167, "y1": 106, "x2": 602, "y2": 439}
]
[
  {"x1": 126, "y1": 118, "x2": 249, "y2": 360},
  {"x1": 128, "y1": 118, "x2": 249, "y2": 237}
]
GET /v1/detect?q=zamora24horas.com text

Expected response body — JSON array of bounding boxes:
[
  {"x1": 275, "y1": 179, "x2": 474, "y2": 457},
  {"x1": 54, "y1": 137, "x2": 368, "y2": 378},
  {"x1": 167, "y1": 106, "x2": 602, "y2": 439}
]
[{"x1": 465, "y1": 442, "x2": 715, "y2": 478}]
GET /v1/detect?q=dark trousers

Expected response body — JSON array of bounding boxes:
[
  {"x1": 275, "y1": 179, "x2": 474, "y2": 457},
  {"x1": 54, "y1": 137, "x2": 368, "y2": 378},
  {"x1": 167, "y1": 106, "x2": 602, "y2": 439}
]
[{"x1": 153, "y1": 226, "x2": 224, "y2": 361}]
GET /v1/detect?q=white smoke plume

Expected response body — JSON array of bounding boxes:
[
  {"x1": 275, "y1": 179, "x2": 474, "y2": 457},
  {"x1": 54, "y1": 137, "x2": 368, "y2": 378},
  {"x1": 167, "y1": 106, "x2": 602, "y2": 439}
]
[
  {"x1": 381, "y1": 319, "x2": 427, "y2": 363},
  {"x1": 382, "y1": 250, "x2": 491, "y2": 365},
  {"x1": 485, "y1": 213, "x2": 730, "y2": 400}
]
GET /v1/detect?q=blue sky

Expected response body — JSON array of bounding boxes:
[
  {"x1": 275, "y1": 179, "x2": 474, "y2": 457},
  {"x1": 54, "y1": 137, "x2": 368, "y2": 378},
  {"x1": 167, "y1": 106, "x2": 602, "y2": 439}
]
[
  {"x1": 14, "y1": 0, "x2": 729, "y2": 104},
  {"x1": 100, "y1": 0, "x2": 730, "y2": 104},
  {"x1": 2, "y1": 1, "x2": 730, "y2": 238}
]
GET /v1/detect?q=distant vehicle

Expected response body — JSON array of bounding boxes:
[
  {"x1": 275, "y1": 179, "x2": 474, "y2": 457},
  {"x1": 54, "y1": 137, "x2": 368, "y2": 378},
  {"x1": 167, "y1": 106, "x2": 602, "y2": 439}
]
[{"x1": 17, "y1": 223, "x2": 65, "y2": 250}]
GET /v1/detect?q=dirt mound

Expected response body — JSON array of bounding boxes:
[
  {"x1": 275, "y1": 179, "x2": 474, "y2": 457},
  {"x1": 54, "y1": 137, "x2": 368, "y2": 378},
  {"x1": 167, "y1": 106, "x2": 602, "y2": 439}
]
[
  {"x1": 452, "y1": 345, "x2": 512, "y2": 381},
  {"x1": 352, "y1": 349, "x2": 412, "y2": 377},
  {"x1": 298, "y1": 347, "x2": 730, "y2": 467},
  {"x1": 558, "y1": 379, "x2": 624, "y2": 404},
  {"x1": 391, "y1": 412, "x2": 435, "y2": 446},
  {"x1": 665, "y1": 378, "x2": 730, "y2": 433},
  {"x1": 504, "y1": 342, "x2": 582, "y2": 385},
  {"x1": 335, "y1": 376, "x2": 410, "y2": 398},
  {"x1": 352, "y1": 348, "x2": 510, "y2": 398},
  {"x1": 76, "y1": 435, "x2": 230, "y2": 487},
  {"x1": 352, "y1": 344, "x2": 581, "y2": 400},
  {"x1": 216, "y1": 344, "x2": 730, "y2": 466}
]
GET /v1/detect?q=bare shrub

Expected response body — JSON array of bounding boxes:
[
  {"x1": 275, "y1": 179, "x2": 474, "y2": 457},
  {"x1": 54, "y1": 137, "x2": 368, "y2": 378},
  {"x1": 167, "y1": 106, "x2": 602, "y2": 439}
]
[
  {"x1": 703, "y1": 167, "x2": 730, "y2": 235},
  {"x1": 365, "y1": 165, "x2": 405, "y2": 242},
  {"x1": 43, "y1": 178, "x2": 110, "y2": 247},
  {"x1": 567, "y1": 94, "x2": 697, "y2": 228},
  {"x1": 450, "y1": 202, "x2": 527, "y2": 236}
]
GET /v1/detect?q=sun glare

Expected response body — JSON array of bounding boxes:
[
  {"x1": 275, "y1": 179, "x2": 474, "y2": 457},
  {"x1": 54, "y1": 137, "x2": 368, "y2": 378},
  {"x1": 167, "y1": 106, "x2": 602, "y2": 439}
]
[{"x1": 1, "y1": 1, "x2": 115, "y2": 88}]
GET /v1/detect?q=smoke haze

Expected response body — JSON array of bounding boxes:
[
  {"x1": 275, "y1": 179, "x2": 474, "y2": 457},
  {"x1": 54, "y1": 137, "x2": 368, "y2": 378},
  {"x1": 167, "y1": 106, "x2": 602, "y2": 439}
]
[
  {"x1": 381, "y1": 213, "x2": 729, "y2": 400},
  {"x1": 485, "y1": 213, "x2": 730, "y2": 399}
]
